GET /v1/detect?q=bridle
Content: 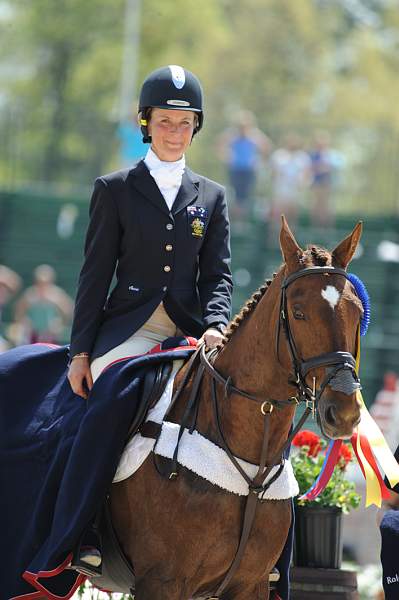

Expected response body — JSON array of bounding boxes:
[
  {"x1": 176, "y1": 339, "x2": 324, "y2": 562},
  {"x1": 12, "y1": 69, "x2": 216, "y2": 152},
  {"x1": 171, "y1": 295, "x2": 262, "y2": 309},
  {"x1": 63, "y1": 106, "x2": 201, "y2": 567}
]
[
  {"x1": 277, "y1": 266, "x2": 361, "y2": 413},
  {"x1": 199, "y1": 266, "x2": 360, "y2": 427},
  {"x1": 195, "y1": 266, "x2": 361, "y2": 598}
]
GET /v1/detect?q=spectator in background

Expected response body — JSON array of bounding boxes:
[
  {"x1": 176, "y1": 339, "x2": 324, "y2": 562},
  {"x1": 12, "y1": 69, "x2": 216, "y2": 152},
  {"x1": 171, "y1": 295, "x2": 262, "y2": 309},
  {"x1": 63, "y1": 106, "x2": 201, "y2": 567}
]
[
  {"x1": 309, "y1": 130, "x2": 343, "y2": 228},
  {"x1": 269, "y1": 132, "x2": 311, "y2": 229},
  {"x1": 14, "y1": 264, "x2": 73, "y2": 344},
  {"x1": 376, "y1": 442, "x2": 399, "y2": 600},
  {"x1": 117, "y1": 119, "x2": 146, "y2": 168},
  {"x1": 218, "y1": 110, "x2": 270, "y2": 218},
  {"x1": 370, "y1": 372, "x2": 399, "y2": 451},
  {"x1": 0, "y1": 265, "x2": 22, "y2": 352},
  {"x1": 56, "y1": 203, "x2": 79, "y2": 240}
]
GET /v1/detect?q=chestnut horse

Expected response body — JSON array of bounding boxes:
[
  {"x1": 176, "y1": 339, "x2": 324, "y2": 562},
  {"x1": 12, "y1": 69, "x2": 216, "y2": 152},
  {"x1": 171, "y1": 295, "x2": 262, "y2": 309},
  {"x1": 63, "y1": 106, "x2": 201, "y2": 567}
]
[{"x1": 107, "y1": 219, "x2": 363, "y2": 599}]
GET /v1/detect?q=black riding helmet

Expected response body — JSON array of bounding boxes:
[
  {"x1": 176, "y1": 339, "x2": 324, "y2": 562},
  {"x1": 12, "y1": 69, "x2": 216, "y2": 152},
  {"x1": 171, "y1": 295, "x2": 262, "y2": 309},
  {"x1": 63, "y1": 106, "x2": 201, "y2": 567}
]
[{"x1": 138, "y1": 65, "x2": 204, "y2": 143}]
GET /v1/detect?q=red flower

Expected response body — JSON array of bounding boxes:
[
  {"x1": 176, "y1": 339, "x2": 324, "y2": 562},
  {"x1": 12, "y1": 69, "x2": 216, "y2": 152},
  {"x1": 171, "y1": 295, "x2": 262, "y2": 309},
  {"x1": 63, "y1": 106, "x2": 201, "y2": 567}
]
[
  {"x1": 293, "y1": 430, "x2": 321, "y2": 457},
  {"x1": 338, "y1": 443, "x2": 352, "y2": 469}
]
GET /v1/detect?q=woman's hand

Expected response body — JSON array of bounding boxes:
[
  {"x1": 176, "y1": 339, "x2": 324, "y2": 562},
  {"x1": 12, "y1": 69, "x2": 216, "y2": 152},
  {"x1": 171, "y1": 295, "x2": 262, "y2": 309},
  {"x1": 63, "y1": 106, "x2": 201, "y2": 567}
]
[
  {"x1": 68, "y1": 356, "x2": 93, "y2": 400},
  {"x1": 198, "y1": 327, "x2": 225, "y2": 350}
]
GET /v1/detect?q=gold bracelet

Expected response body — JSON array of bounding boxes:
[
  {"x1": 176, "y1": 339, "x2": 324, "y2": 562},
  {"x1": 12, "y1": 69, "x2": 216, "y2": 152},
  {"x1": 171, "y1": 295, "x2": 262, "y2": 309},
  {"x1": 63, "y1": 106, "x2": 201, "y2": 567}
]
[{"x1": 72, "y1": 352, "x2": 90, "y2": 360}]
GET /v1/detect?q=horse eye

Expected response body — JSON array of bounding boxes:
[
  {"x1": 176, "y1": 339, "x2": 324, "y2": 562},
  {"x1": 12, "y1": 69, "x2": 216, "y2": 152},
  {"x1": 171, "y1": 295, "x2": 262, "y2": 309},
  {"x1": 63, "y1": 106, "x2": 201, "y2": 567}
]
[{"x1": 293, "y1": 308, "x2": 305, "y2": 320}]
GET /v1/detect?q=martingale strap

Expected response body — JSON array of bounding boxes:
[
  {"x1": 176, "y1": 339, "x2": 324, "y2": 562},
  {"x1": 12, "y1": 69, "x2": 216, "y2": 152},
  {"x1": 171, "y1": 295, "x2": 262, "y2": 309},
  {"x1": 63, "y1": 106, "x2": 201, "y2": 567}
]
[
  {"x1": 200, "y1": 346, "x2": 313, "y2": 599},
  {"x1": 151, "y1": 346, "x2": 203, "y2": 479}
]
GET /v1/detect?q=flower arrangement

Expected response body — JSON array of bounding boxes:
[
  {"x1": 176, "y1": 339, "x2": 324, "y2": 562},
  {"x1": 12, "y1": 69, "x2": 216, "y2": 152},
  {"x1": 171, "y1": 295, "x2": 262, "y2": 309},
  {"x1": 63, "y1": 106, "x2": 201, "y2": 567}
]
[{"x1": 292, "y1": 430, "x2": 361, "y2": 513}]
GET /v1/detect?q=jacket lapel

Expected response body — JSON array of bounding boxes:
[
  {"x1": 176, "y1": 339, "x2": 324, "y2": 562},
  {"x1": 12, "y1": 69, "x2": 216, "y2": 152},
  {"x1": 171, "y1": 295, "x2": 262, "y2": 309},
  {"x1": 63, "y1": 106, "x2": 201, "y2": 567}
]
[
  {"x1": 129, "y1": 161, "x2": 200, "y2": 216},
  {"x1": 171, "y1": 168, "x2": 200, "y2": 215},
  {"x1": 129, "y1": 160, "x2": 170, "y2": 216}
]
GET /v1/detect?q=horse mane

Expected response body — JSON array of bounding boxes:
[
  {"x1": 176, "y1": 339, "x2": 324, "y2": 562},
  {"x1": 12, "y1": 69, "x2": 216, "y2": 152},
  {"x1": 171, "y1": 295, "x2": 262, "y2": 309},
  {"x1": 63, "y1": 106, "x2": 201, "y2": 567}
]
[
  {"x1": 221, "y1": 244, "x2": 332, "y2": 346},
  {"x1": 300, "y1": 244, "x2": 333, "y2": 267},
  {"x1": 222, "y1": 277, "x2": 274, "y2": 344}
]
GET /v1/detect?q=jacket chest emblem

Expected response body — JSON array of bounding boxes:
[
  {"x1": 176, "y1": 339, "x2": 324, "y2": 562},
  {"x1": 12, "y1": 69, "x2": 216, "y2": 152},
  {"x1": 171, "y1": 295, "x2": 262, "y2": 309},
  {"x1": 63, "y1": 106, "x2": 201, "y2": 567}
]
[
  {"x1": 191, "y1": 217, "x2": 205, "y2": 237},
  {"x1": 188, "y1": 206, "x2": 208, "y2": 238}
]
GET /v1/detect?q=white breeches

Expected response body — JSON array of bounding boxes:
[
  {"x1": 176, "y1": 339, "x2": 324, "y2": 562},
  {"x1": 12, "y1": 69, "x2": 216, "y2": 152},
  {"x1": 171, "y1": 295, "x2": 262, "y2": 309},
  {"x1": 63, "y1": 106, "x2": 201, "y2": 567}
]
[{"x1": 90, "y1": 303, "x2": 180, "y2": 382}]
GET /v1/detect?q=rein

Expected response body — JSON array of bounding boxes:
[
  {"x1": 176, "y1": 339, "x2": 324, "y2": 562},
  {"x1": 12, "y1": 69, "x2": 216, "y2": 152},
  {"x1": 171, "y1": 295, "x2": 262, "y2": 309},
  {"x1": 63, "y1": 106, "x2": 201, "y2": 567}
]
[{"x1": 162, "y1": 266, "x2": 361, "y2": 599}]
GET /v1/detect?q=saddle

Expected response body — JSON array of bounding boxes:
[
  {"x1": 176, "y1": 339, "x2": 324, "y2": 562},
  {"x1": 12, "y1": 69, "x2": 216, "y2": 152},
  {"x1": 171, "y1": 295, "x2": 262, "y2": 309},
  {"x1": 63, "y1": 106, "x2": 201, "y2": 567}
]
[
  {"x1": 70, "y1": 347, "x2": 281, "y2": 597},
  {"x1": 71, "y1": 358, "x2": 173, "y2": 591},
  {"x1": 73, "y1": 498, "x2": 136, "y2": 593}
]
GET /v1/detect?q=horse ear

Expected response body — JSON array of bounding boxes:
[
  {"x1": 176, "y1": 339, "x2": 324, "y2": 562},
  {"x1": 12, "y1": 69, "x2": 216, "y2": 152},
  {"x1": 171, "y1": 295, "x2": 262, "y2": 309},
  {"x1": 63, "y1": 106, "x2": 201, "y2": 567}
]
[
  {"x1": 279, "y1": 215, "x2": 303, "y2": 270},
  {"x1": 332, "y1": 222, "x2": 362, "y2": 269}
]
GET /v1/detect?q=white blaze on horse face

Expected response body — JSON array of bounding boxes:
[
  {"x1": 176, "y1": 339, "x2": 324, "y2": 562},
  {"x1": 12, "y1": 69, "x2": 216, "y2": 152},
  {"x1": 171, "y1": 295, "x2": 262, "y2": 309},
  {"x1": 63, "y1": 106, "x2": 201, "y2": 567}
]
[{"x1": 321, "y1": 285, "x2": 340, "y2": 310}]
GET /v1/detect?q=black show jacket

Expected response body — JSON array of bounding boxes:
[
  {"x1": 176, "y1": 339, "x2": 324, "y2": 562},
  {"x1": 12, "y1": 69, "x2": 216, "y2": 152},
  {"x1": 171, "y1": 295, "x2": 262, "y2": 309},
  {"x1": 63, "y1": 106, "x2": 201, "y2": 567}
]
[{"x1": 70, "y1": 160, "x2": 233, "y2": 359}]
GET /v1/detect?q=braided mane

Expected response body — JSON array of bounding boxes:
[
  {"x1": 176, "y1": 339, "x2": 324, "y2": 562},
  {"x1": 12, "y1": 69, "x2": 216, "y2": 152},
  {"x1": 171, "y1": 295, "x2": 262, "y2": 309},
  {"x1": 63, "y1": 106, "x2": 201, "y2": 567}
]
[
  {"x1": 300, "y1": 244, "x2": 332, "y2": 267},
  {"x1": 221, "y1": 277, "x2": 273, "y2": 345},
  {"x1": 221, "y1": 244, "x2": 331, "y2": 346}
]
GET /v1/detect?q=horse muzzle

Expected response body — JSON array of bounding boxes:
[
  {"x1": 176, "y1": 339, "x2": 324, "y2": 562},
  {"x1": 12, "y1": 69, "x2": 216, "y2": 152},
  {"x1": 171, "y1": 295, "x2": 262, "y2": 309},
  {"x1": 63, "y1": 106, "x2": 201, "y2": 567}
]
[
  {"x1": 317, "y1": 389, "x2": 362, "y2": 440},
  {"x1": 298, "y1": 351, "x2": 362, "y2": 439}
]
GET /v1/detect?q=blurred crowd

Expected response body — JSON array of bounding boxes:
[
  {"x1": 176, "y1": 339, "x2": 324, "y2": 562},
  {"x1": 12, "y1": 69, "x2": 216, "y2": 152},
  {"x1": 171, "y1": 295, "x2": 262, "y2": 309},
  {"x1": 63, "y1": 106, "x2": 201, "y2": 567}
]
[
  {"x1": 217, "y1": 109, "x2": 344, "y2": 229},
  {"x1": 370, "y1": 371, "x2": 399, "y2": 452},
  {"x1": 0, "y1": 109, "x2": 346, "y2": 355},
  {"x1": 0, "y1": 263, "x2": 73, "y2": 352}
]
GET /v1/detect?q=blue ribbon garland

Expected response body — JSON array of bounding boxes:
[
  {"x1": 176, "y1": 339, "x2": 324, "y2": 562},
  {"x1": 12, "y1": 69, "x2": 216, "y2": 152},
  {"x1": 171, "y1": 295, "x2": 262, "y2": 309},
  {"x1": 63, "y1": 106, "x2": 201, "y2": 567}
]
[{"x1": 348, "y1": 273, "x2": 370, "y2": 336}]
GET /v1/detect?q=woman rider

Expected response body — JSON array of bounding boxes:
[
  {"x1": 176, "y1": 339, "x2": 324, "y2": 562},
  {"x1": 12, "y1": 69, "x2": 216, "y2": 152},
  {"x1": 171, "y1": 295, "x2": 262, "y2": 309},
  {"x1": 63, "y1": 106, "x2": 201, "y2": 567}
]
[
  {"x1": 68, "y1": 65, "x2": 232, "y2": 397},
  {"x1": 67, "y1": 65, "x2": 233, "y2": 568}
]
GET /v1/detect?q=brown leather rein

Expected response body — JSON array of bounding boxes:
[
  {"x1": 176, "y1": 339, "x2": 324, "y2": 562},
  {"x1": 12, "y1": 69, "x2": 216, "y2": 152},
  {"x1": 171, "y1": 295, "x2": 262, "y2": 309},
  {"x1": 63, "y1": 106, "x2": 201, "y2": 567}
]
[{"x1": 148, "y1": 266, "x2": 361, "y2": 598}]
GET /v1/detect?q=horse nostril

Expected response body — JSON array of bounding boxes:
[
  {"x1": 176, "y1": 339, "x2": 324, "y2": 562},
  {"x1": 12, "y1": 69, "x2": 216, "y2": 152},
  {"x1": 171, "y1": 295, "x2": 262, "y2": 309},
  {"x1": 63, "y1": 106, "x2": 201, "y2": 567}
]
[{"x1": 325, "y1": 405, "x2": 337, "y2": 426}]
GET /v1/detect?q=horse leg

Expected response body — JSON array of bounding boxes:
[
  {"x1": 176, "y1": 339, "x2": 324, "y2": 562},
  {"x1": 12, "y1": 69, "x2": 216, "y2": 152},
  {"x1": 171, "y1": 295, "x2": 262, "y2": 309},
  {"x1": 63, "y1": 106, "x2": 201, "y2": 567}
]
[
  {"x1": 222, "y1": 582, "x2": 269, "y2": 600},
  {"x1": 135, "y1": 577, "x2": 188, "y2": 600}
]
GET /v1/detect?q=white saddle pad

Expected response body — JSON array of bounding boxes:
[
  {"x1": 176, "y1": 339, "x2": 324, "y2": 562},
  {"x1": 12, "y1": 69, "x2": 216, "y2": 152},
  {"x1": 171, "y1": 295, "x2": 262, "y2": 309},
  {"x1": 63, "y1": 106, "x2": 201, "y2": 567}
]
[{"x1": 114, "y1": 362, "x2": 299, "y2": 500}]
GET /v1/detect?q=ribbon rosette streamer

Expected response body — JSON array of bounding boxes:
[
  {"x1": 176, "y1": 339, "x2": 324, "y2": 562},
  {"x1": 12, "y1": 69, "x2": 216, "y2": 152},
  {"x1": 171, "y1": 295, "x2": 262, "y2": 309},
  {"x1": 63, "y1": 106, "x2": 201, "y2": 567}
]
[{"x1": 301, "y1": 275, "x2": 399, "y2": 507}]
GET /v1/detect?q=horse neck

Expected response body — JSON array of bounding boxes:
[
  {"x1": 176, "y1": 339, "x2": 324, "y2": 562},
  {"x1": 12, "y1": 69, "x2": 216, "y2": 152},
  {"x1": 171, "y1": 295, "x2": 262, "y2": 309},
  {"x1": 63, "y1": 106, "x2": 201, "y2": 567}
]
[
  {"x1": 196, "y1": 270, "x2": 296, "y2": 464},
  {"x1": 217, "y1": 269, "x2": 290, "y2": 396}
]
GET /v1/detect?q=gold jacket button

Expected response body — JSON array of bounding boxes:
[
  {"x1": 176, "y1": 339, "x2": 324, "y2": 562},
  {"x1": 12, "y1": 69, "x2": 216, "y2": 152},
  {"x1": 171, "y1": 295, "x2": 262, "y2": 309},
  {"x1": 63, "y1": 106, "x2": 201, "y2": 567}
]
[
  {"x1": 163, "y1": 265, "x2": 171, "y2": 272},
  {"x1": 165, "y1": 244, "x2": 173, "y2": 251}
]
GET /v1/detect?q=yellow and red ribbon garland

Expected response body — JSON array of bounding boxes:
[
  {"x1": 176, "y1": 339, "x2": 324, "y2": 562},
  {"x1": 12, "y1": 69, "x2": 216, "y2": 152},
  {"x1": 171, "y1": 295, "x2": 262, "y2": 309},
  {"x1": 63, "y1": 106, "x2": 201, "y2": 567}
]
[{"x1": 301, "y1": 328, "x2": 399, "y2": 507}]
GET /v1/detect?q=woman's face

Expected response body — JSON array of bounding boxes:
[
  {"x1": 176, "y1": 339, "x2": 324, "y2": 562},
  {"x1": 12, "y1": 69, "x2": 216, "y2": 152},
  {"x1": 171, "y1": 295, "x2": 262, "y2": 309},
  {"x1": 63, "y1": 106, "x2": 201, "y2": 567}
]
[{"x1": 147, "y1": 108, "x2": 197, "y2": 162}]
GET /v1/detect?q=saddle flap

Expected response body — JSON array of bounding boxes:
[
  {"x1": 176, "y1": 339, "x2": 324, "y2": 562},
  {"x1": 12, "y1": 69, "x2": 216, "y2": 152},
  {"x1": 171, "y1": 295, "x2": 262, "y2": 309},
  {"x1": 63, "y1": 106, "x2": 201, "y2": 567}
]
[
  {"x1": 125, "y1": 361, "x2": 173, "y2": 441},
  {"x1": 87, "y1": 500, "x2": 135, "y2": 594}
]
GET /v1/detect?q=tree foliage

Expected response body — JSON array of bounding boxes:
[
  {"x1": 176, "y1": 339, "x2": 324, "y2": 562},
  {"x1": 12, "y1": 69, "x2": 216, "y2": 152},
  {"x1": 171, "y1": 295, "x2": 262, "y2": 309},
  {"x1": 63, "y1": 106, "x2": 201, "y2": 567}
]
[{"x1": 0, "y1": 0, "x2": 398, "y2": 210}]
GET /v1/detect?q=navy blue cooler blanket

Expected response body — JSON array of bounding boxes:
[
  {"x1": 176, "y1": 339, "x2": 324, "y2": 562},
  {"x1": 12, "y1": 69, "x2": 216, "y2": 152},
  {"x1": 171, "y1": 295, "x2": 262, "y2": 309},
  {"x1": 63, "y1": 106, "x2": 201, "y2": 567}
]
[
  {"x1": 0, "y1": 342, "x2": 294, "y2": 600},
  {"x1": 0, "y1": 341, "x2": 195, "y2": 599}
]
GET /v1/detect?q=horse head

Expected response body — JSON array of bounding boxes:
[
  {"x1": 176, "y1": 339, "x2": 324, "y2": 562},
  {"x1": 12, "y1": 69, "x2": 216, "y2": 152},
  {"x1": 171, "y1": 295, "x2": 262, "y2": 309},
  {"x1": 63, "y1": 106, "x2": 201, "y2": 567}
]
[{"x1": 279, "y1": 217, "x2": 363, "y2": 440}]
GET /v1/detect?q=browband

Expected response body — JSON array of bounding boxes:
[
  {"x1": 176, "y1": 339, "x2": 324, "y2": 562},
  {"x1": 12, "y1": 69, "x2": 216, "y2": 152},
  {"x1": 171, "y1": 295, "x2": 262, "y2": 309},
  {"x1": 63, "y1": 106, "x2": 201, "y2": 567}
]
[{"x1": 281, "y1": 266, "x2": 349, "y2": 288}]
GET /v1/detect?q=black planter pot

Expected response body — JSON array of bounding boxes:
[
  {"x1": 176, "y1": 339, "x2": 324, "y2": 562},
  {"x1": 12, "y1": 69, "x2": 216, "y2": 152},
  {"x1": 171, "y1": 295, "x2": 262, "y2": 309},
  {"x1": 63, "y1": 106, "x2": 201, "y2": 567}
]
[{"x1": 293, "y1": 505, "x2": 343, "y2": 569}]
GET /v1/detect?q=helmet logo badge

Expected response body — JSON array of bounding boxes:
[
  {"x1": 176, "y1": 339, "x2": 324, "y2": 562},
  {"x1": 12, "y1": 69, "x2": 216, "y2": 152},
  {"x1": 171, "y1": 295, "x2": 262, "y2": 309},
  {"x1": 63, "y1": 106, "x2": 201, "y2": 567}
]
[
  {"x1": 167, "y1": 99, "x2": 191, "y2": 107},
  {"x1": 169, "y1": 65, "x2": 185, "y2": 89}
]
